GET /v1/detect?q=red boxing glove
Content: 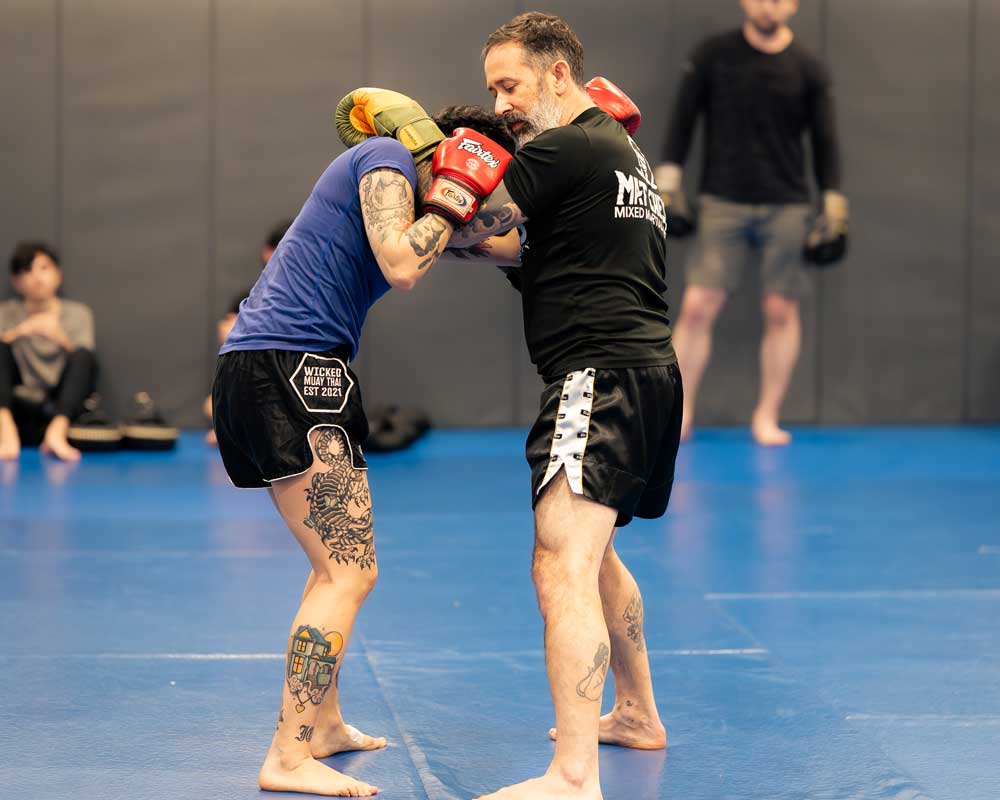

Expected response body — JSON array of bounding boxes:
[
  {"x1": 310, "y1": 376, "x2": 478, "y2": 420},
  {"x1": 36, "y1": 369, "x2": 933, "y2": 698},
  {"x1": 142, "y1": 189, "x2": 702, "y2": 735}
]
[
  {"x1": 424, "y1": 128, "x2": 512, "y2": 226},
  {"x1": 585, "y1": 76, "x2": 641, "y2": 136}
]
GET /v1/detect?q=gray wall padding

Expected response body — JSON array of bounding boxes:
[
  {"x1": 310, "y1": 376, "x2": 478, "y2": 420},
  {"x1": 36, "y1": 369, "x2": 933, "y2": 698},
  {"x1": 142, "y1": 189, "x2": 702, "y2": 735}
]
[
  {"x1": 60, "y1": 0, "x2": 212, "y2": 423},
  {"x1": 820, "y1": 0, "x2": 971, "y2": 422},
  {"x1": 969, "y1": 0, "x2": 1000, "y2": 420},
  {"x1": 0, "y1": 1, "x2": 58, "y2": 269},
  {"x1": 1, "y1": 1, "x2": 996, "y2": 427}
]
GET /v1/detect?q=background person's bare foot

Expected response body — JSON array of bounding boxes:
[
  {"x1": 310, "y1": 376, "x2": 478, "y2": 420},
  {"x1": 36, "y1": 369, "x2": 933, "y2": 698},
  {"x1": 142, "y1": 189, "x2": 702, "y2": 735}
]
[
  {"x1": 549, "y1": 707, "x2": 666, "y2": 750},
  {"x1": 259, "y1": 752, "x2": 378, "y2": 796},
  {"x1": 751, "y1": 410, "x2": 791, "y2": 447},
  {"x1": 41, "y1": 417, "x2": 81, "y2": 462},
  {"x1": 0, "y1": 410, "x2": 20, "y2": 460},
  {"x1": 476, "y1": 773, "x2": 601, "y2": 800},
  {"x1": 310, "y1": 722, "x2": 386, "y2": 759}
]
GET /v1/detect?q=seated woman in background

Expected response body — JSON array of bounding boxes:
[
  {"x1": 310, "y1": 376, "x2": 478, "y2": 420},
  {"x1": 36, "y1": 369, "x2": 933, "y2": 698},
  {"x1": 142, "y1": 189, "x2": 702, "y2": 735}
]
[{"x1": 0, "y1": 241, "x2": 97, "y2": 462}]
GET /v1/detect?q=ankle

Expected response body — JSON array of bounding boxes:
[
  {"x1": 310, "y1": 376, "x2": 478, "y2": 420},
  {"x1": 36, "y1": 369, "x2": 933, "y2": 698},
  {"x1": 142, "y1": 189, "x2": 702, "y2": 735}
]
[
  {"x1": 267, "y1": 741, "x2": 312, "y2": 772},
  {"x1": 613, "y1": 698, "x2": 660, "y2": 724},
  {"x1": 548, "y1": 760, "x2": 599, "y2": 790}
]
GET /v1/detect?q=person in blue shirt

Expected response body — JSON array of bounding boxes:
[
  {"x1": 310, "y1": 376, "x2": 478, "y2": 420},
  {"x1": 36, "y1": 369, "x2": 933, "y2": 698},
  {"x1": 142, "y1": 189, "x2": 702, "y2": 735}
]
[{"x1": 212, "y1": 103, "x2": 517, "y2": 797}]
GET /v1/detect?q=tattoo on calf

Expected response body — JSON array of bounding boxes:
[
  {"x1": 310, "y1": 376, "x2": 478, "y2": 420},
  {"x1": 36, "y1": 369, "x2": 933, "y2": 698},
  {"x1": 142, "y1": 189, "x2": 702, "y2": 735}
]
[
  {"x1": 286, "y1": 624, "x2": 344, "y2": 712},
  {"x1": 304, "y1": 428, "x2": 375, "y2": 569},
  {"x1": 576, "y1": 642, "x2": 611, "y2": 701},
  {"x1": 624, "y1": 592, "x2": 645, "y2": 652},
  {"x1": 296, "y1": 725, "x2": 315, "y2": 742}
]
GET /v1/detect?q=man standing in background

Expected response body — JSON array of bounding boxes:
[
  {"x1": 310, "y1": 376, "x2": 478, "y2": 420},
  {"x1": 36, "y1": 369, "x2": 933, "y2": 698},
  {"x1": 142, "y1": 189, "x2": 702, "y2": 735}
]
[{"x1": 657, "y1": 0, "x2": 847, "y2": 445}]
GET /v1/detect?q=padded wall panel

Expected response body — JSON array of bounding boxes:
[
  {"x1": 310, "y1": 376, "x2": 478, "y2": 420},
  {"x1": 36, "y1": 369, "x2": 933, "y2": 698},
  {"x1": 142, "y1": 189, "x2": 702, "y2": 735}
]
[
  {"x1": 820, "y1": 0, "x2": 969, "y2": 421},
  {"x1": 0, "y1": 1, "x2": 58, "y2": 293},
  {"x1": 968, "y1": 0, "x2": 1000, "y2": 420},
  {"x1": 61, "y1": 0, "x2": 211, "y2": 424}
]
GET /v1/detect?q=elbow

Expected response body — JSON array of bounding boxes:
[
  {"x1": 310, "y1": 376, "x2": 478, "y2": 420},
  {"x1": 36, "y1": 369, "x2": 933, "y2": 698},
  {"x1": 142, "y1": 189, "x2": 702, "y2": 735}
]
[{"x1": 389, "y1": 272, "x2": 417, "y2": 292}]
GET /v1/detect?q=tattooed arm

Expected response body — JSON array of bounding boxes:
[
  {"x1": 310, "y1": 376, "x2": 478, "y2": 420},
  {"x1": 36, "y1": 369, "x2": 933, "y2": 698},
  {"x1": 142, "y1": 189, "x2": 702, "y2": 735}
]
[
  {"x1": 446, "y1": 180, "x2": 528, "y2": 248},
  {"x1": 359, "y1": 168, "x2": 454, "y2": 291},
  {"x1": 444, "y1": 229, "x2": 522, "y2": 267}
]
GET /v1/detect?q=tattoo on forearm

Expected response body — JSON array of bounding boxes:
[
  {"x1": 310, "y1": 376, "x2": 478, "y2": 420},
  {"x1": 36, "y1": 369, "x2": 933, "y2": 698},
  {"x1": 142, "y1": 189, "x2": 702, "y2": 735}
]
[
  {"x1": 286, "y1": 624, "x2": 344, "y2": 712},
  {"x1": 304, "y1": 428, "x2": 375, "y2": 569},
  {"x1": 406, "y1": 215, "x2": 449, "y2": 258},
  {"x1": 296, "y1": 725, "x2": 315, "y2": 742},
  {"x1": 624, "y1": 592, "x2": 645, "y2": 651},
  {"x1": 575, "y1": 642, "x2": 610, "y2": 701},
  {"x1": 445, "y1": 240, "x2": 494, "y2": 260},
  {"x1": 275, "y1": 707, "x2": 284, "y2": 731}
]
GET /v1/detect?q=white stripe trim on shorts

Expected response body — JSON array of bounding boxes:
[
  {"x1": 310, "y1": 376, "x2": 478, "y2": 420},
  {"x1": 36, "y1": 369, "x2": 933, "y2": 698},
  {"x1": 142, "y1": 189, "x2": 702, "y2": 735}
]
[{"x1": 537, "y1": 368, "x2": 596, "y2": 496}]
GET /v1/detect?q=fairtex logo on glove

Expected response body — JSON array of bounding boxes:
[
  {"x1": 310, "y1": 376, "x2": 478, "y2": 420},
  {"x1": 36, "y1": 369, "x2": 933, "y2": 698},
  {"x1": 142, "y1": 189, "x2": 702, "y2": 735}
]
[{"x1": 457, "y1": 138, "x2": 501, "y2": 169}]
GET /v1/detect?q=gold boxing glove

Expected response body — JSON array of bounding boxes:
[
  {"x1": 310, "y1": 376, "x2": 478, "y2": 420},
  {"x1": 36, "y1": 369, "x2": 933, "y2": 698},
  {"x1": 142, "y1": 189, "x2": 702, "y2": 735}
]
[{"x1": 335, "y1": 88, "x2": 444, "y2": 163}]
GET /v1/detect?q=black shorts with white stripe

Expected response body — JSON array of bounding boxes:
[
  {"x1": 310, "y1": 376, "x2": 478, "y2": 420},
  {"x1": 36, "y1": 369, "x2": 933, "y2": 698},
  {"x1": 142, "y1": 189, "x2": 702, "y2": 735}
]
[{"x1": 526, "y1": 363, "x2": 683, "y2": 527}]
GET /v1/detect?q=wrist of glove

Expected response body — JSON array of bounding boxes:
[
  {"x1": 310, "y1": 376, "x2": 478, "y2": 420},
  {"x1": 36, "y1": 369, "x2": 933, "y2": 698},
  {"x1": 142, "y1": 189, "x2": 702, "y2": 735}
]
[
  {"x1": 803, "y1": 190, "x2": 849, "y2": 267},
  {"x1": 424, "y1": 176, "x2": 480, "y2": 226}
]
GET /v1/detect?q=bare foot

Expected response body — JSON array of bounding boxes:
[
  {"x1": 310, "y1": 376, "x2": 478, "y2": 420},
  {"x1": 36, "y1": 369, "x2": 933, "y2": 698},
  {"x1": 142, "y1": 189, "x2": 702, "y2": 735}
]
[
  {"x1": 751, "y1": 411, "x2": 791, "y2": 447},
  {"x1": 476, "y1": 773, "x2": 601, "y2": 800},
  {"x1": 549, "y1": 706, "x2": 666, "y2": 750},
  {"x1": 0, "y1": 433, "x2": 20, "y2": 461},
  {"x1": 311, "y1": 723, "x2": 387, "y2": 759},
  {"x1": 259, "y1": 752, "x2": 378, "y2": 796},
  {"x1": 41, "y1": 432, "x2": 81, "y2": 462},
  {"x1": 41, "y1": 416, "x2": 82, "y2": 462},
  {"x1": 0, "y1": 410, "x2": 19, "y2": 460}
]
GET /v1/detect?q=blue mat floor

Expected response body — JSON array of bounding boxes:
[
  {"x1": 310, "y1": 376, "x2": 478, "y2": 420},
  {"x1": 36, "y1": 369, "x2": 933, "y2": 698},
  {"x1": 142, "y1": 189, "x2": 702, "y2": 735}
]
[{"x1": 0, "y1": 426, "x2": 997, "y2": 799}]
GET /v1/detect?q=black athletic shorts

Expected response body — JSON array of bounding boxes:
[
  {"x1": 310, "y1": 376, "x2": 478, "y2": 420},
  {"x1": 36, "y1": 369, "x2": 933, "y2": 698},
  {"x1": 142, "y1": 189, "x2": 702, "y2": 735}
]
[
  {"x1": 212, "y1": 347, "x2": 368, "y2": 489},
  {"x1": 526, "y1": 363, "x2": 683, "y2": 527}
]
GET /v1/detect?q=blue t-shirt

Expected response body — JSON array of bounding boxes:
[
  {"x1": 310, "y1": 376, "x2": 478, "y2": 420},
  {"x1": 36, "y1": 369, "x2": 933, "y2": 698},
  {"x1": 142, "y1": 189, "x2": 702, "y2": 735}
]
[{"x1": 220, "y1": 137, "x2": 417, "y2": 359}]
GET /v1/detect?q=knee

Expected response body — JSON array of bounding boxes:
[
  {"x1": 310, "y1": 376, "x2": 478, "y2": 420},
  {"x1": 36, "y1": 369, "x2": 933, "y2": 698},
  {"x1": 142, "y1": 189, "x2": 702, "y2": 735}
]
[
  {"x1": 762, "y1": 295, "x2": 799, "y2": 327},
  {"x1": 679, "y1": 289, "x2": 725, "y2": 330},
  {"x1": 314, "y1": 560, "x2": 378, "y2": 599},
  {"x1": 531, "y1": 544, "x2": 599, "y2": 613}
]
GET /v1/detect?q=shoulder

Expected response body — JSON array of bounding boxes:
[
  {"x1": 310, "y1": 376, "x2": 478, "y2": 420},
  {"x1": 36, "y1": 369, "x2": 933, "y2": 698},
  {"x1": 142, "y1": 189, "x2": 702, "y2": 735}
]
[
  {"x1": 518, "y1": 122, "x2": 590, "y2": 156},
  {"x1": 351, "y1": 137, "x2": 418, "y2": 186},
  {"x1": 692, "y1": 30, "x2": 742, "y2": 63},
  {"x1": 0, "y1": 298, "x2": 22, "y2": 321},
  {"x1": 60, "y1": 299, "x2": 93, "y2": 319},
  {"x1": 790, "y1": 41, "x2": 830, "y2": 83}
]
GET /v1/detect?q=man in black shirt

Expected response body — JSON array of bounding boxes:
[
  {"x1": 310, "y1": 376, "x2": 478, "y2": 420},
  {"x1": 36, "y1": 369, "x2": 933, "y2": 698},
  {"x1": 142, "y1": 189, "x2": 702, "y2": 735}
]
[
  {"x1": 657, "y1": 0, "x2": 846, "y2": 445},
  {"x1": 451, "y1": 12, "x2": 680, "y2": 800}
]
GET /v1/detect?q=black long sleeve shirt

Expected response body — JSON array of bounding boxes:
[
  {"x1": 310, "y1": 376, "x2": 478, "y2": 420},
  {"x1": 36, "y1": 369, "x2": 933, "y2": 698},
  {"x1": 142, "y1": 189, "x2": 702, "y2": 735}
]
[{"x1": 663, "y1": 30, "x2": 841, "y2": 204}]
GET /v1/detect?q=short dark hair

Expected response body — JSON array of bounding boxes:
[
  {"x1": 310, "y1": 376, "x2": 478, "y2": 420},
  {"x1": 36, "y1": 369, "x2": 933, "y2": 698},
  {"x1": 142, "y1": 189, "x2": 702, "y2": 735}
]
[
  {"x1": 433, "y1": 105, "x2": 517, "y2": 154},
  {"x1": 412, "y1": 106, "x2": 518, "y2": 216},
  {"x1": 10, "y1": 241, "x2": 60, "y2": 276},
  {"x1": 265, "y1": 219, "x2": 293, "y2": 251},
  {"x1": 483, "y1": 12, "x2": 585, "y2": 86}
]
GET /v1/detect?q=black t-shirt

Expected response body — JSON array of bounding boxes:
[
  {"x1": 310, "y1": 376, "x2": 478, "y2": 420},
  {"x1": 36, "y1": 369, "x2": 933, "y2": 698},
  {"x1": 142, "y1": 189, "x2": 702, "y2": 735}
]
[
  {"x1": 663, "y1": 30, "x2": 840, "y2": 204},
  {"x1": 504, "y1": 108, "x2": 676, "y2": 380}
]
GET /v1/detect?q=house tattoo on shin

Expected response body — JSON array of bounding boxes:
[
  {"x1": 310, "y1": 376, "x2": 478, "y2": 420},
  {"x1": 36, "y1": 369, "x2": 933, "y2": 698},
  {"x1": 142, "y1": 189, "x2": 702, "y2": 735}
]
[
  {"x1": 624, "y1": 591, "x2": 645, "y2": 651},
  {"x1": 287, "y1": 624, "x2": 344, "y2": 713},
  {"x1": 304, "y1": 428, "x2": 375, "y2": 569},
  {"x1": 576, "y1": 643, "x2": 611, "y2": 701}
]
